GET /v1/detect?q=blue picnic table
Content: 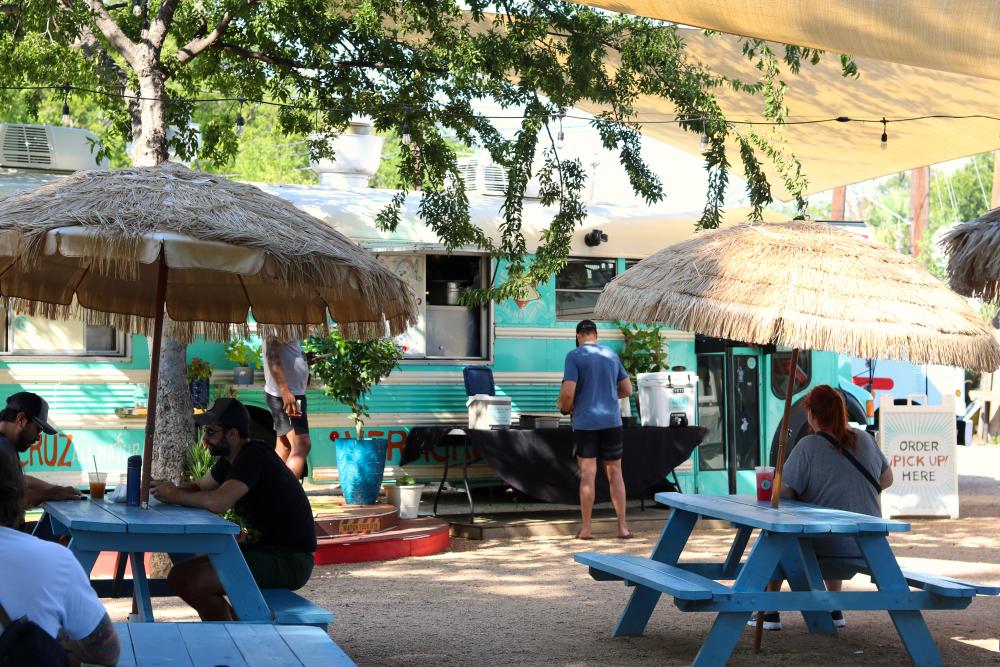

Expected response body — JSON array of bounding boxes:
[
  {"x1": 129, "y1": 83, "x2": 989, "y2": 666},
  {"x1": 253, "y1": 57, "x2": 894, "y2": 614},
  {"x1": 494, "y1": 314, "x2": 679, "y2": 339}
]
[
  {"x1": 113, "y1": 622, "x2": 356, "y2": 666},
  {"x1": 35, "y1": 499, "x2": 271, "y2": 623},
  {"x1": 576, "y1": 492, "x2": 999, "y2": 667}
]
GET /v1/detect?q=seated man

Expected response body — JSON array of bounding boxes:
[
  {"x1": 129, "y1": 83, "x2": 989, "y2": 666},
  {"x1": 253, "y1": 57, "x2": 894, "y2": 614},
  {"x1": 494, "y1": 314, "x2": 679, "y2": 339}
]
[
  {"x1": 0, "y1": 448, "x2": 119, "y2": 666},
  {"x1": 151, "y1": 398, "x2": 317, "y2": 621},
  {"x1": 0, "y1": 392, "x2": 80, "y2": 507}
]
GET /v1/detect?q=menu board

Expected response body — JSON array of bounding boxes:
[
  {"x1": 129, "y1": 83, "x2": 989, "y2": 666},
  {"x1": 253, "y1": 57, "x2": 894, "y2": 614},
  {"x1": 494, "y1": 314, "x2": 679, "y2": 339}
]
[{"x1": 878, "y1": 395, "x2": 958, "y2": 518}]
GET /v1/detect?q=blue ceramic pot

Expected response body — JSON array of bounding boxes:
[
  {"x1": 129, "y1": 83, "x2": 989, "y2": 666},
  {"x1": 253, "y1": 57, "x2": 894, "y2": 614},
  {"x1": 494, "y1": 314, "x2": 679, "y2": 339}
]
[{"x1": 335, "y1": 437, "x2": 389, "y2": 505}]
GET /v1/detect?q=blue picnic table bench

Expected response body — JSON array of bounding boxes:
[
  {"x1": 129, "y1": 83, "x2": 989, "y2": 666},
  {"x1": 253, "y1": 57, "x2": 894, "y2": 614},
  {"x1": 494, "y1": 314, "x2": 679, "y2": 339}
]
[
  {"x1": 576, "y1": 492, "x2": 999, "y2": 667},
  {"x1": 114, "y1": 622, "x2": 355, "y2": 666},
  {"x1": 35, "y1": 499, "x2": 332, "y2": 629}
]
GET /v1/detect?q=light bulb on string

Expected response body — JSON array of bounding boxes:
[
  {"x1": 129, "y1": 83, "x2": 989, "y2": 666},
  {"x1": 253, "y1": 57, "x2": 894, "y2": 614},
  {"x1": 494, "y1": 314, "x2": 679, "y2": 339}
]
[
  {"x1": 880, "y1": 117, "x2": 888, "y2": 151},
  {"x1": 699, "y1": 116, "x2": 709, "y2": 151},
  {"x1": 60, "y1": 85, "x2": 71, "y2": 126},
  {"x1": 235, "y1": 99, "x2": 246, "y2": 136},
  {"x1": 556, "y1": 112, "x2": 565, "y2": 150},
  {"x1": 401, "y1": 120, "x2": 411, "y2": 146},
  {"x1": 132, "y1": 0, "x2": 142, "y2": 17}
]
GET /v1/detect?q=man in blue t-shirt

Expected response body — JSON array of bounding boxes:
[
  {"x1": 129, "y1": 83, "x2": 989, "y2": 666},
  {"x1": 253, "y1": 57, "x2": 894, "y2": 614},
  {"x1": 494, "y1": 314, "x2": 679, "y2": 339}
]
[{"x1": 556, "y1": 320, "x2": 633, "y2": 539}]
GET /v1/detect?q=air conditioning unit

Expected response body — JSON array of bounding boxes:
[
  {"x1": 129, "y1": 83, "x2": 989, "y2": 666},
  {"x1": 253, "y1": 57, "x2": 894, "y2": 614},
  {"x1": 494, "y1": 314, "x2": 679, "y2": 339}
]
[
  {"x1": 0, "y1": 124, "x2": 107, "y2": 172},
  {"x1": 456, "y1": 155, "x2": 542, "y2": 198}
]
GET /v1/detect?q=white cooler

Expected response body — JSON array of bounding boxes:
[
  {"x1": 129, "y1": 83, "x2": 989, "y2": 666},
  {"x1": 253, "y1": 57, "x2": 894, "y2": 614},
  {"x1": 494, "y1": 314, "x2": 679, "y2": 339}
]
[
  {"x1": 467, "y1": 395, "x2": 512, "y2": 429},
  {"x1": 637, "y1": 372, "x2": 698, "y2": 427}
]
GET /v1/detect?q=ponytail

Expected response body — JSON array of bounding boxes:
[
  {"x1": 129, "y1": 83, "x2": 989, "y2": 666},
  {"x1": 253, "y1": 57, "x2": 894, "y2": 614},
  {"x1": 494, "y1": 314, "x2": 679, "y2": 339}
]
[{"x1": 803, "y1": 385, "x2": 857, "y2": 452}]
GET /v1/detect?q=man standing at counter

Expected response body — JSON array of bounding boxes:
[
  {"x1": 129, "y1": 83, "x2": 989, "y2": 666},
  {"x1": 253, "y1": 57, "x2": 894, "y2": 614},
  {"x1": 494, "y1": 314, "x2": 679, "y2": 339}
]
[{"x1": 557, "y1": 320, "x2": 633, "y2": 540}]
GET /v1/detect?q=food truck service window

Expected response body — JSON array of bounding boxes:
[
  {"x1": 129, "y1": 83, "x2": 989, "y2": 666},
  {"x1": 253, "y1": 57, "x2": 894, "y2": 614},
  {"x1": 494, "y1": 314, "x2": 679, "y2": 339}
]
[
  {"x1": 555, "y1": 258, "x2": 617, "y2": 321},
  {"x1": 0, "y1": 311, "x2": 126, "y2": 357},
  {"x1": 379, "y1": 253, "x2": 490, "y2": 362}
]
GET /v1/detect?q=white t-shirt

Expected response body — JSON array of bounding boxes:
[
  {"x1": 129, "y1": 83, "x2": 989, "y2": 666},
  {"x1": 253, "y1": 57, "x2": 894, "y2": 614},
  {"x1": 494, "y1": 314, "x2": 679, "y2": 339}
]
[
  {"x1": 262, "y1": 339, "x2": 309, "y2": 397},
  {"x1": 0, "y1": 526, "x2": 107, "y2": 641}
]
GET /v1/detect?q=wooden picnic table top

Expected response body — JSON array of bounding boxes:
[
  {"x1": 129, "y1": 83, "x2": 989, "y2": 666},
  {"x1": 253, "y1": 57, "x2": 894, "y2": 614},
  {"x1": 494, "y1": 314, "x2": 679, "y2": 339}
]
[
  {"x1": 654, "y1": 492, "x2": 911, "y2": 534},
  {"x1": 114, "y1": 622, "x2": 356, "y2": 666},
  {"x1": 43, "y1": 499, "x2": 240, "y2": 535}
]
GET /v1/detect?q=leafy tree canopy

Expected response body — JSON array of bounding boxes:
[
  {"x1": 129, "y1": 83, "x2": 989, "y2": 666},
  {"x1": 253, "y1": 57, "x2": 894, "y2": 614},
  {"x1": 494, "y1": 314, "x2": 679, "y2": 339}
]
[{"x1": 0, "y1": 0, "x2": 853, "y2": 301}]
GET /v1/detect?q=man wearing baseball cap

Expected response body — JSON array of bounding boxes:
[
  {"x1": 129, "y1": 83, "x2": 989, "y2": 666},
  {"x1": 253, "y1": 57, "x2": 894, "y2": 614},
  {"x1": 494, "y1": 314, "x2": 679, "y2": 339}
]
[
  {"x1": 0, "y1": 391, "x2": 81, "y2": 506},
  {"x1": 150, "y1": 397, "x2": 316, "y2": 621}
]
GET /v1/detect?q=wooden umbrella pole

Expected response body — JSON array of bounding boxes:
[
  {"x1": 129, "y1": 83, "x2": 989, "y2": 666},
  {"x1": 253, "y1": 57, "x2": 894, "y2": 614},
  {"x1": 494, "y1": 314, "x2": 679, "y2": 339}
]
[
  {"x1": 139, "y1": 253, "x2": 168, "y2": 509},
  {"x1": 753, "y1": 347, "x2": 800, "y2": 653}
]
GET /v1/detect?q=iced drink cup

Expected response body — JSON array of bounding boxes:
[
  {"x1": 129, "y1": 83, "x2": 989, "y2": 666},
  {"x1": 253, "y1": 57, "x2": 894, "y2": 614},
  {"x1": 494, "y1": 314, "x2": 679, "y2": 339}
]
[
  {"x1": 88, "y1": 472, "x2": 107, "y2": 501},
  {"x1": 755, "y1": 466, "x2": 775, "y2": 502}
]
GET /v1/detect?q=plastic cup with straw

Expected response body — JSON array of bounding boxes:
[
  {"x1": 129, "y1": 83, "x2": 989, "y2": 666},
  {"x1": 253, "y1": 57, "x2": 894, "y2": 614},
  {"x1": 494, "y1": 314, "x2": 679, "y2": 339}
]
[{"x1": 88, "y1": 455, "x2": 107, "y2": 501}]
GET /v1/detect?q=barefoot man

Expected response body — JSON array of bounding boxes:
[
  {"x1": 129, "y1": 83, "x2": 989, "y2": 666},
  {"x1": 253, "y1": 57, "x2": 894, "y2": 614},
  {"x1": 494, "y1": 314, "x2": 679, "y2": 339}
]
[{"x1": 556, "y1": 320, "x2": 633, "y2": 540}]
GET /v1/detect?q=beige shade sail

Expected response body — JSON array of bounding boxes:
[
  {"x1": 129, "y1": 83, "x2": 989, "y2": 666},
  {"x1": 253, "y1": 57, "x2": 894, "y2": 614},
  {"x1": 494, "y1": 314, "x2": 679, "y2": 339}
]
[
  {"x1": 594, "y1": 221, "x2": 1000, "y2": 371},
  {"x1": 943, "y1": 207, "x2": 1000, "y2": 303},
  {"x1": 0, "y1": 162, "x2": 418, "y2": 342},
  {"x1": 579, "y1": 1, "x2": 1000, "y2": 81},
  {"x1": 572, "y1": 28, "x2": 1000, "y2": 199}
]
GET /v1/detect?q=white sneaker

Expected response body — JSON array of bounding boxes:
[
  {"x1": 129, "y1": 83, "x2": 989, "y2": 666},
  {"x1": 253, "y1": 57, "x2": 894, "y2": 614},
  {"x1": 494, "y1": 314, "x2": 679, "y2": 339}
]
[{"x1": 747, "y1": 612, "x2": 782, "y2": 631}]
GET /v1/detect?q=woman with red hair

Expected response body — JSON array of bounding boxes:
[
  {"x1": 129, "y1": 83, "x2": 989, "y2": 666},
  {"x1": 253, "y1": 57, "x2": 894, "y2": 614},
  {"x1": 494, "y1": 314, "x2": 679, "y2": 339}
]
[{"x1": 750, "y1": 384, "x2": 893, "y2": 631}]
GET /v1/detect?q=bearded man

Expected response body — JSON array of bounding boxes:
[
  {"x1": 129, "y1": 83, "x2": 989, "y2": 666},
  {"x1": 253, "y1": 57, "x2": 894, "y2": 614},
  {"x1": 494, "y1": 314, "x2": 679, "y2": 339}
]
[
  {"x1": 150, "y1": 398, "x2": 316, "y2": 621},
  {"x1": 0, "y1": 392, "x2": 80, "y2": 507}
]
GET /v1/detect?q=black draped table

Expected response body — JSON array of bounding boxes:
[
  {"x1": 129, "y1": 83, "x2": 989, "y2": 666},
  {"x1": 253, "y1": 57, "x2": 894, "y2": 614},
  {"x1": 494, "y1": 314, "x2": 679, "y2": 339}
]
[{"x1": 403, "y1": 426, "x2": 706, "y2": 516}]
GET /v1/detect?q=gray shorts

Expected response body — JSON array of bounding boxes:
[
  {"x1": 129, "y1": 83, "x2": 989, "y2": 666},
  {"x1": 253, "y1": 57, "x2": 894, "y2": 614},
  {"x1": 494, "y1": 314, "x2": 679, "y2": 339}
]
[{"x1": 265, "y1": 392, "x2": 309, "y2": 437}]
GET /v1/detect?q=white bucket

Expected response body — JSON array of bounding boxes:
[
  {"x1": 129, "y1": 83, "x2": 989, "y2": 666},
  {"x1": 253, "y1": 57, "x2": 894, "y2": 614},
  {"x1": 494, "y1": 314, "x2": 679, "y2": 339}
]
[{"x1": 387, "y1": 484, "x2": 424, "y2": 519}]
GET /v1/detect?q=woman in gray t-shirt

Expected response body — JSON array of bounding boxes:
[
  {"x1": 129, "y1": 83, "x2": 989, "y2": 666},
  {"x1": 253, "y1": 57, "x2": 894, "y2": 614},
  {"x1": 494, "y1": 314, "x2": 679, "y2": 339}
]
[{"x1": 752, "y1": 385, "x2": 894, "y2": 631}]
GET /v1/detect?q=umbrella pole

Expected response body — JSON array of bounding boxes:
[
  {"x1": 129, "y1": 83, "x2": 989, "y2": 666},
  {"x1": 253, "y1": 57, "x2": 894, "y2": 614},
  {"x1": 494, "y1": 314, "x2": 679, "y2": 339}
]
[
  {"x1": 139, "y1": 254, "x2": 168, "y2": 509},
  {"x1": 753, "y1": 347, "x2": 800, "y2": 653}
]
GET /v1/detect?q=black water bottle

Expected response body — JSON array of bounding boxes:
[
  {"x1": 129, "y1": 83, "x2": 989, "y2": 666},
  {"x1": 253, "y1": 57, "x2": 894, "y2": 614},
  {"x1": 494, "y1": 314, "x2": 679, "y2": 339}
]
[{"x1": 126, "y1": 455, "x2": 141, "y2": 506}]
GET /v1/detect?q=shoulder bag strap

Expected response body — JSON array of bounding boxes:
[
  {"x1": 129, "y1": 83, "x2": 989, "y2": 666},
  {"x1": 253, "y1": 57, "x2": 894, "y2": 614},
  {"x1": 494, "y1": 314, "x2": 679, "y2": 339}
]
[{"x1": 815, "y1": 432, "x2": 882, "y2": 494}]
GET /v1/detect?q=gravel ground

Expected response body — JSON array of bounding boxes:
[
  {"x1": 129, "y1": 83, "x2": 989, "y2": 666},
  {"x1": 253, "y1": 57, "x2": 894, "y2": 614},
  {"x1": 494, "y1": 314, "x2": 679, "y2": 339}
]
[{"x1": 106, "y1": 446, "x2": 1000, "y2": 666}]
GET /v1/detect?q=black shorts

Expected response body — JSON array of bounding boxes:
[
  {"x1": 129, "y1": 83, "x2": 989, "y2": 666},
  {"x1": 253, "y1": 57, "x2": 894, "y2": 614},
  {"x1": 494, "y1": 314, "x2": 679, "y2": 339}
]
[
  {"x1": 265, "y1": 392, "x2": 309, "y2": 437},
  {"x1": 242, "y1": 546, "x2": 314, "y2": 591},
  {"x1": 573, "y1": 427, "x2": 624, "y2": 461}
]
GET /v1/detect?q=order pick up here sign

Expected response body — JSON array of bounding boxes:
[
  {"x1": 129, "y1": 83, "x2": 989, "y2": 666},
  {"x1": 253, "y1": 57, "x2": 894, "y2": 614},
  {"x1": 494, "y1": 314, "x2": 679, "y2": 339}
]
[{"x1": 878, "y1": 395, "x2": 959, "y2": 519}]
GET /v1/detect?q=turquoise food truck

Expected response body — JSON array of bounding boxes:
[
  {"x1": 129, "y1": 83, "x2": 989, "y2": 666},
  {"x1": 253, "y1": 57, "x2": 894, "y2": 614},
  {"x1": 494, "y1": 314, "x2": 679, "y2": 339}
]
[{"x1": 0, "y1": 122, "x2": 953, "y2": 498}]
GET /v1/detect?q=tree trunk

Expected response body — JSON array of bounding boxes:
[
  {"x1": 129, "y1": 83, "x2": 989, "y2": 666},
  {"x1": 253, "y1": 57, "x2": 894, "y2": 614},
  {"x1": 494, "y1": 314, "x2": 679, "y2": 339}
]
[{"x1": 132, "y1": 65, "x2": 194, "y2": 486}]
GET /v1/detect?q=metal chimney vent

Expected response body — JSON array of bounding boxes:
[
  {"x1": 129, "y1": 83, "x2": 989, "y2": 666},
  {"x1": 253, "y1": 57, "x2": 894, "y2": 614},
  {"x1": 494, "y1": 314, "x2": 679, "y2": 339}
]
[{"x1": 1, "y1": 124, "x2": 52, "y2": 168}]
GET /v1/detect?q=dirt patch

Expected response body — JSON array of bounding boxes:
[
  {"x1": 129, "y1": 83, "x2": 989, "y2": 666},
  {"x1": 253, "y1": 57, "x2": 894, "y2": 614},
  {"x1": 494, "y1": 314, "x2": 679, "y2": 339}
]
[{"x1": 107, "y1": 446, "x2": 1000, "y2": 666}]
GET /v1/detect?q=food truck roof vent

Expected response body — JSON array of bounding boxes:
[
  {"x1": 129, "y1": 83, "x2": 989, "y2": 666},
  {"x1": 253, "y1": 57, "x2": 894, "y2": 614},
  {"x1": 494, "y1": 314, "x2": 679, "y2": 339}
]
[
  {"x1": 310, "y1": 117, "x2": 385, "y2": 189},
  {"x1": 0, "y1": 124, "x2": 107, "y2": 173}
]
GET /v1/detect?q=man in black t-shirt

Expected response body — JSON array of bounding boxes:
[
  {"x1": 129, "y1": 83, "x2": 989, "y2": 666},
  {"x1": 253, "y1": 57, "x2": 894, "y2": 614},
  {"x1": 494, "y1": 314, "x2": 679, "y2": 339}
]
[{"x1": 150, "y1": 398, "x2": 316, "y2": 622}]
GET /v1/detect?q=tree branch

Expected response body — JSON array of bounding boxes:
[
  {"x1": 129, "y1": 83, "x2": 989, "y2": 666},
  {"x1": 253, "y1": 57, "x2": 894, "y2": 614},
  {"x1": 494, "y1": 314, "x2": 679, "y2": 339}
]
[
  {"x1": 173, "y1": 0, "x2": 260, "y2": 67},
  {"x1": 82, "y1": 0, "x2": 138, "y2": 66},
  {"x1": 216, "y1": 42, "x2": 312, "y2": 70},
  {"x1": 149, "y1": 0, "x2": 178, "y2": 50}
]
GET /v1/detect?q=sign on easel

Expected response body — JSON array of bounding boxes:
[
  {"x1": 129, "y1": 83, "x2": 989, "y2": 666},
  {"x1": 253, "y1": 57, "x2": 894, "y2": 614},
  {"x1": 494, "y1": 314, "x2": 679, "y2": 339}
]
[{"x1": 878, "y1": 395, "x2": 958, "y2": 518}]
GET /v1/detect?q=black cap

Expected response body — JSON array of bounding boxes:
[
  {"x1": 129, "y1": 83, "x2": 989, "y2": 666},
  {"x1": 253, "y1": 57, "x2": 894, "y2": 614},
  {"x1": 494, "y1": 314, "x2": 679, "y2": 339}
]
[
  {"x1": 5, "y1": 392, "x2": 57, "y2": 435},
  {"x1": 194, "y1": 398, "x2": 249, "y2": 436},
  {"x1": 576, "y1": 319, "x2": 598, "y2": 334}
]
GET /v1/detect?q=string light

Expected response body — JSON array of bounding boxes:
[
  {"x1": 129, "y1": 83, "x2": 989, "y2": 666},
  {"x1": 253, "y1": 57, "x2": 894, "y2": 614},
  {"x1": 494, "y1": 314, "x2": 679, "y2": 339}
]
[
  {"x1": 401, "y1": 107, "x2": 412, "y2": 145},
  {"x1": 131, "y1": 0, "x2": 142, "y2": 17},
  {"x1": 699, "y1": 116, "x2": 709, "y2": 151},
  {"x1": 60, "y1": 84, "x2": 71, "y2": 126},
  {"x1": 880, "y1": 116, "x2": 888, "y2": 151},
  {"x1": 235, "y1": 99, "x2": 246, "y2": 135},
  {"x1": 556, "y1": 111, "x2": 565, "y2": 150},
  {"x1": 1, "y1": 83, "x2": 996, "y2": 137}
]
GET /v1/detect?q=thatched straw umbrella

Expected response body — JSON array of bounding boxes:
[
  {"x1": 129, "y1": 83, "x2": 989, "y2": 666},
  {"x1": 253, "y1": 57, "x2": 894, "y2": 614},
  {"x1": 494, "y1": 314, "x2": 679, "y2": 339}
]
[
  {"x1": 595, "y1": 220, "x2": 1000, "y2": 651},
  {"x1": 942, "y1": 207, "x2": 1000, "y2": 303},
  {"x1": 0, "y1": 162, "x2": 418, "y2": 505}
]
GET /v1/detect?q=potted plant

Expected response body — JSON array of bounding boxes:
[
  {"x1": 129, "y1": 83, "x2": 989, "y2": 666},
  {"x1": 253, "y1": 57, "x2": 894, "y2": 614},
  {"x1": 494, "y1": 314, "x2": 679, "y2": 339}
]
[
  {"x1": 187, "y1": 357, "x2": 214, "y2": 409},
  {"x1": 616, "y1": 321, "x2": 668, "y2": 424},
  {"x1": 385, "y1": 473, "x2": 423, "y2": 519},
  {"x1": 303, "y1": 330, "x2": 402, "y2": 505},
  {"x1": 224, "y1": 338, "x2": 262, "y2": 385}
]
